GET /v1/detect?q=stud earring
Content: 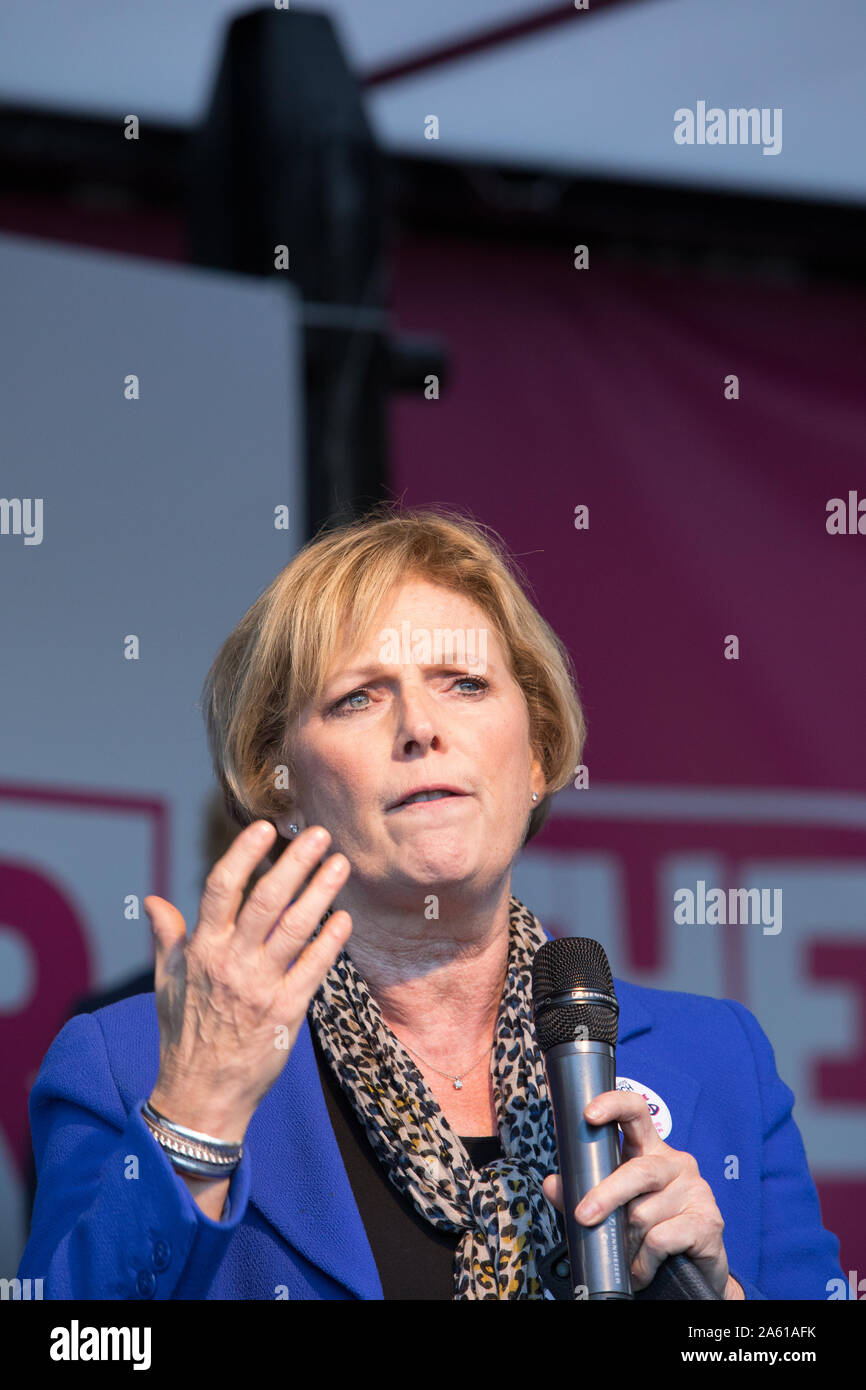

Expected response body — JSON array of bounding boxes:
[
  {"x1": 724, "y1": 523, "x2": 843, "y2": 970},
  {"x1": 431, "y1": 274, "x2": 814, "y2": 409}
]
[
  {"x1": 288, "y1": 823, "x2": 299, "y2": 835},
  {"x1": 531, "y1": 793, "x2": 538, "y2": 803}
]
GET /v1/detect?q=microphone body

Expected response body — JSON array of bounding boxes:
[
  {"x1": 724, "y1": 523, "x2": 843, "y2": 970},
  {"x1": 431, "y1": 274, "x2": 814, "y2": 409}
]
[
  {"x1": 532, "y1": 937, "x2": 721, "y2": 1302},
  {"x1": 544, "y1": 1038, "x2": 631, "y2": 1299}
]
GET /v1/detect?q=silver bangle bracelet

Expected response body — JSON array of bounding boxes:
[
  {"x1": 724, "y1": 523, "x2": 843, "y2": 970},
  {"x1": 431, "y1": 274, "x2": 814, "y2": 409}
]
[
  {"x1": 142, "y1": 1116, "x2": 241, "y2": 1178},
  {"x1": 147, "y1": 1133, "x2": 240, "y2": 1179},
  {"x1": 142, "y1": 1100, "x2": 243, "y2": 1152},
  {"x1": 142, "y1": 1100, "x2": 243, "y2": 1178}
]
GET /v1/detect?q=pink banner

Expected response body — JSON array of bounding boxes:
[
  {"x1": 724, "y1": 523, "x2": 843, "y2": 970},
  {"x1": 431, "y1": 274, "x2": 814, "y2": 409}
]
[{"x1": 391, "y1": 233, "x2": 866, "y2": 1284}]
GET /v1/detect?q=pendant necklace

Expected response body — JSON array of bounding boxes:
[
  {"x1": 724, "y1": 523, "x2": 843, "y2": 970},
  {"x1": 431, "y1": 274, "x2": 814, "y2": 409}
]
[{"x1": 399, "y1": 1039, "x2": 494, "y2": 1090}]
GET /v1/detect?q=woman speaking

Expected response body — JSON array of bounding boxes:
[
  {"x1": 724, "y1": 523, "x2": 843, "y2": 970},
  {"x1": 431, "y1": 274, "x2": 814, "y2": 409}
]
[{"x1": 20, "y1": 506, "x2": 842, "y2": 1299}]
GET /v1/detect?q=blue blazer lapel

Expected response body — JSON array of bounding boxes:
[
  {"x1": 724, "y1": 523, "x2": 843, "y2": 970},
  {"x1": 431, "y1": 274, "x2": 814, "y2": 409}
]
[
  {"x1": 613, "y1": 978, "x2": 702, "y2": 1150},
  {"x1": 613, "y1": 975, "x2": 653, "y2": 1046},
  {"x1": 245, "y1": 1017, "x2": 382, "y2": 1300}
]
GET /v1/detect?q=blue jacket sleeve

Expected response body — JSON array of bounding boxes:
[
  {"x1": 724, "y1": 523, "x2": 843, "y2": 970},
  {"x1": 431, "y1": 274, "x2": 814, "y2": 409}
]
[
  {"x1": 17, "y1": 1010, "x2": 252, "y2": 1300},
  {"x1": 721, "y1": 998, "x2": 844, "y2": 1301}
]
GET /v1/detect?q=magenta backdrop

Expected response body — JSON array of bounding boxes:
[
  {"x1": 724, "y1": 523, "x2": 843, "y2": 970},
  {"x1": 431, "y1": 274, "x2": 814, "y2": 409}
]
[{"x1": 389, "y1": 232, "x2": 866, "y2": 1286}]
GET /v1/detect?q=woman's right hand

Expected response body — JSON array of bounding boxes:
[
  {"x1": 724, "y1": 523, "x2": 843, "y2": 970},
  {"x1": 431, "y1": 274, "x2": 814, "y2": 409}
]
[{"x1": 144, "y1": 820, "x2": 351, "y2": 1147}]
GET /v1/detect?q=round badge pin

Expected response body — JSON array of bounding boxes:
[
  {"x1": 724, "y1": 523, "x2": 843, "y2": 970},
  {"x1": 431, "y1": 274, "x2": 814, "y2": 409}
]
[{"x1": 614, "y1": 1076, "x2": 672, "y2": 1140}]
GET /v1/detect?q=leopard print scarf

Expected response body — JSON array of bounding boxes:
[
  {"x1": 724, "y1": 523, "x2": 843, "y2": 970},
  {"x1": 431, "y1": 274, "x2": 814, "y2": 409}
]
[{"x1": 307, "y1": 894, "x2": 561, "y2": 1299}]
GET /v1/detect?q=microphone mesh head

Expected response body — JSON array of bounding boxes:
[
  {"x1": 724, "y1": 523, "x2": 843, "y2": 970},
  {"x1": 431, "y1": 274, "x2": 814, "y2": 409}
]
[
  {"x1": 531, "y1": 937, "x2": 619, "y2": 1052},
  {"x1": 532, "y1": 937, "x2": 614, "y2": 997}
]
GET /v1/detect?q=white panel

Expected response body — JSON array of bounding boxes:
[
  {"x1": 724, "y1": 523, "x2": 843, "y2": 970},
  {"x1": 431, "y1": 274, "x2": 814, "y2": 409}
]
[{"x1": 0, "y1": 231, "x2": 305, "y2": 1273}]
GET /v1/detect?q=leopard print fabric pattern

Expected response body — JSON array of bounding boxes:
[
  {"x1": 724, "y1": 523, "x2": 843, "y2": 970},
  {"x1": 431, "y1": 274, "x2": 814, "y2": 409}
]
[{"x1": 308, "y1": 894, "x2": 562, "y2": 1299}]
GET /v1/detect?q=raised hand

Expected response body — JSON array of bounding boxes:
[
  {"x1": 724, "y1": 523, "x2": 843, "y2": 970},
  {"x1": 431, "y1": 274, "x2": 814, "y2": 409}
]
[{"x1": 142, "y1": 820, "x2": 351, "y2": 1214}]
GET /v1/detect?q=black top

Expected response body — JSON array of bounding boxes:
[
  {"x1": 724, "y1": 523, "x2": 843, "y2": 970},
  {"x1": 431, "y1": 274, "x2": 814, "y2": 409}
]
[{"x1": 310, "y1": 1026, "x2": 504, "y2": 1300}]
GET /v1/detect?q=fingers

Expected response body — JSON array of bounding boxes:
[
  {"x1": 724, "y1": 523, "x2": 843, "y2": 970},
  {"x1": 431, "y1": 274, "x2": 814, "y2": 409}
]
[
  {"x1": 196, "y1": 820, "x2": 281, "y2": 937},
  {"x1": 584, "y1": 1090, "x2": 661, "y2": 1153},
  {"x1": 144, "y1": 896, "x2": 189, "y2": 1043},
  {"x1": 541, "y1": 1092, "x2": 663, "y2": 1223},
  {"x1": 541, "y1": 1172, "x2": 619, "y2": 1225},
  {"x1": 542, "y1": 1173, "x2": 727, "y2": 1295},
  {"x1": 278, "y1": 907, "x2": 353, "y2": 1007},
  {"x1": 144, "y1": 894, "x2": 187, "y2": 976},
  {"x1": 542, "y1": 1174, "x2": 564, "y2": 1213},
  {"x1": 578, "y1": 1153, "x2": 678, "y2": 1225},
  {"x1": 235, "y1": 824, "x2": 337, "y2": 946},
  {"x1": 544, "y1": 1149, "x2": 685, "y2": 1233},
  {"x1": 263, "y1": 850, "x2": 351, "y2": 966},
  {"x1": 627, "y1": 1211, "x2": 727, "y2": 1295}
]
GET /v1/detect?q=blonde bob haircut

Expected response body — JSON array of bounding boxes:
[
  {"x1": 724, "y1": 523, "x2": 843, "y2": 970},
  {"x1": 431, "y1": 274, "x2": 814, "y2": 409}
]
[{"x1": 201, "y1": 503, "x2": 587, "y2": 866}]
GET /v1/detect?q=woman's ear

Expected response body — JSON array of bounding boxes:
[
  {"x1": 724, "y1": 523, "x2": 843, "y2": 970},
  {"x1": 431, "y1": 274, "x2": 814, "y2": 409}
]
[
  {"x1": 274, "y1": 813, "x2": 304, "y2": 839},
  {"x1": 529, "y1": 749, "x2": 546, "y2": 803}
]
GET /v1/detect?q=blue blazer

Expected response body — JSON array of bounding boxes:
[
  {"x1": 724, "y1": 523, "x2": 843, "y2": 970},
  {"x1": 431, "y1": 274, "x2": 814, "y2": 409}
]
[{"x1": 19, "y1": 976, "x2": 843, "y2": 1300}]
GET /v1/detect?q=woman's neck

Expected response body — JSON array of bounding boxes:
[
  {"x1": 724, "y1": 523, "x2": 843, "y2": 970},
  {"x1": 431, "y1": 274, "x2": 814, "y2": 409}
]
[{"x1": 341, "y1": 880, "x2": 512, "y2": 1066}]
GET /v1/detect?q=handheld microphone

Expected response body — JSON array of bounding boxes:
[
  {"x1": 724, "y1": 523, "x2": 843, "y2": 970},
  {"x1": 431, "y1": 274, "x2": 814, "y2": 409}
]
[
  {"x1": 532, "y1": 936, "x2": 632, "y2": 1299},
  {"x1": 532, "y1": 936, "x2": 721, "y2": 1301}
]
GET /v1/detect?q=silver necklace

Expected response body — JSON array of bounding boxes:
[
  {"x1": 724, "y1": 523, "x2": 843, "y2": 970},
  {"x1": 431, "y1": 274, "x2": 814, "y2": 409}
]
[{"x1": 398, "y1": 1038, "x2": 494, "y2": 1090}]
